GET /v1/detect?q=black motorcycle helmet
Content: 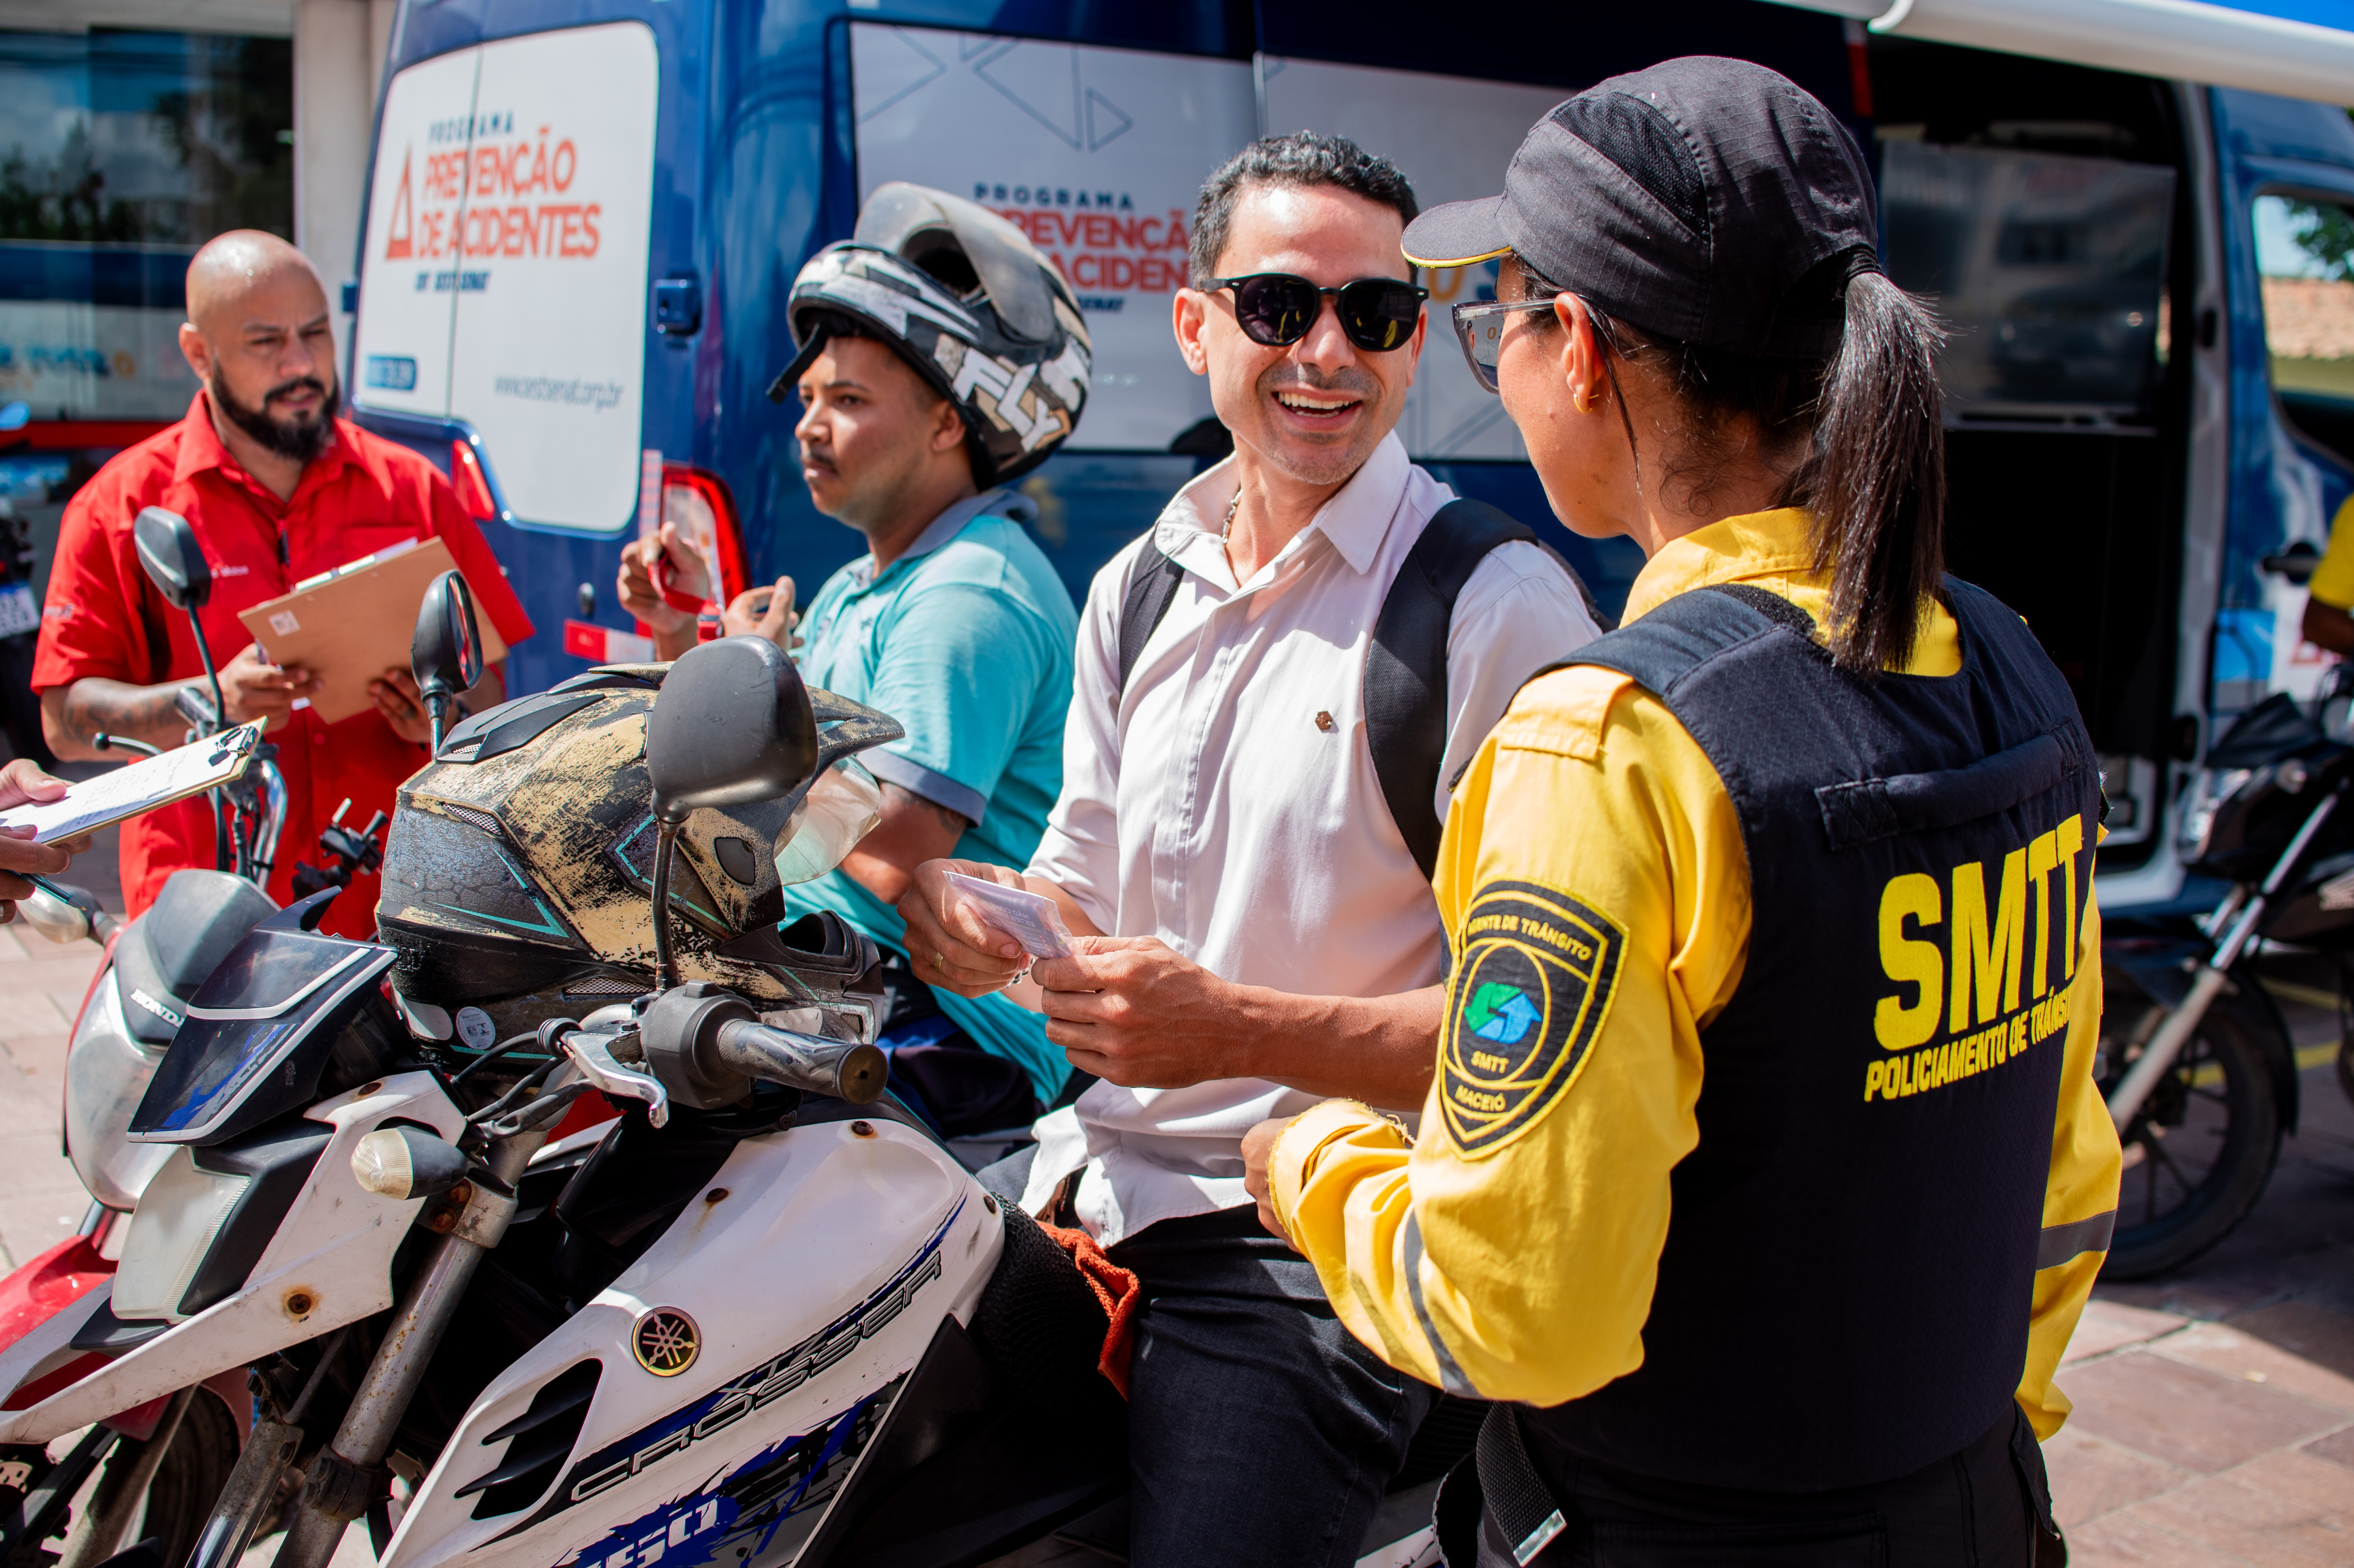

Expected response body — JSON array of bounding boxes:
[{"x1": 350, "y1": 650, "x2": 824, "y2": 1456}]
[
  {"x1": 375, "y1": 666, "x2": 900, "y2": 1060},
  {"x1": 770, "y1": 183, "x2": 1092, "y2": 486}
]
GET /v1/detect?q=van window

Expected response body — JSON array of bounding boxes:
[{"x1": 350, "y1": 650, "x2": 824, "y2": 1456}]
[
  {"x1": 847, "y1": 25, "x2": 1562, "y2": 461},
  {"x1": 0, "y1": 29, "x2": 292, "y2": 423},
  {"x1": 2253, "y1": 192, "x2": 2354, "y2": 464},
  {"x1": 354, "y1": 22, "x2": 658, "y2": 535},
  {"x1": 1880, "y1": 139, "x2": 2174, "y2": 428}
]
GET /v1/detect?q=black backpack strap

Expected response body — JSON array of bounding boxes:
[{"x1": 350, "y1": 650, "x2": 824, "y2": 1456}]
[
  {"x1": 1365, "y1": 497, "x2": 1543, "y2": 879},
  {"x1": 1114, "y1": 543, "x2": 1186, "y2": 700},
  {"x1": 1474, "y1": 1405, "x2": 1568, "y2": 1565},
  {"x1": 1538, "y1": 582, "x2": 1820, "y2": 701},
  {"x1": 1710, "y1": 581, "x2": 1818, "y2": 639}
]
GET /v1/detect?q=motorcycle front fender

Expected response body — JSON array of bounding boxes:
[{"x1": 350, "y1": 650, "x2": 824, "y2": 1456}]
[{"x1": 0, "y1": 1071, "x2": 463, "y2": 1444}]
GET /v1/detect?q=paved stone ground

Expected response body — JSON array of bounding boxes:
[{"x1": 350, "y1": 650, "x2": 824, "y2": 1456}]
[
  {"x1": 2047, "y1": 963, "x2": 2354, "y2": 1566},
  {"x1": 0, "y1": 808, "x2": 124, "y2": 1273},
  {"x1": 4, "y1": 826, "x2": 2352, "y2": 1565}
]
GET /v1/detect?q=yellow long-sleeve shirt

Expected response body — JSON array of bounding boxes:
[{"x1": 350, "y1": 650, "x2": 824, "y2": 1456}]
[{"x1": 1270, "y1": 506, "x2": 2124, "y2": 1440}]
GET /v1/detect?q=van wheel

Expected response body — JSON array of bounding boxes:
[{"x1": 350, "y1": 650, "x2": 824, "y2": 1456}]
[{"x1": 2099, "y1": 964, "x2": 2284, "y2": 1280}]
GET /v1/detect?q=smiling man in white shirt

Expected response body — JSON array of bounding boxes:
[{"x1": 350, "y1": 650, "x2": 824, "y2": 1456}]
[{"x1": 900, "y1": 133, "x2": 1602, "y2": 1567}]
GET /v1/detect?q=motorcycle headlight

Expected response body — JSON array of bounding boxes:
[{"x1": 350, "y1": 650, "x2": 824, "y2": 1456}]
[
  {"x1": 2178, "y1": 767, "x2": 2258, "y2": 864},
  {"x1": 63, "y1": 980, "x2": 173, "y2": 1211},
  {"x1": 110, "y1": 1148, "x2": 251, "y2": 1322}
]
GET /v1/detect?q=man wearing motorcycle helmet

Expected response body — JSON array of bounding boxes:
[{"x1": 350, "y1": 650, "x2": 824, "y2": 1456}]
[
  {"x1": 618, "y1": 185, "x2": 1083, "y2": 1135},
  {"x1": 901, "y1": 135, "x2": 1604, "y2": 1567}
]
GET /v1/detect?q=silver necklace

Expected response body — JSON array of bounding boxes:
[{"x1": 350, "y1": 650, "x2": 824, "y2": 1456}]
[{"x1": 1224, "y1": 489, "x2": 1241, "y2": 541}]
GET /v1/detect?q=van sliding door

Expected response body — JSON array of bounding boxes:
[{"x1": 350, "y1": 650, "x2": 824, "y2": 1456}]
[
  {"x1": 353, "y1": 46, "x2": 479, "y2": 425},
  {"x1": 444, "y1": 24, "x2": 659, "y2": 536},
  {"x1": 354, "y1": 23, "x2": 658, "y2": 536}
]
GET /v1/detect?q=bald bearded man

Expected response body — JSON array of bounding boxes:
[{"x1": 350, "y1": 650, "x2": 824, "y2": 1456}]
[{"x1": 34, "y1": 231, "x2": 532, "y2": 936}]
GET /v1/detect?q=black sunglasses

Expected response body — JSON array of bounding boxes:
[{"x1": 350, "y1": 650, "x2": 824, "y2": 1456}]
[{"x1": 1207, "y1": 273, "x2": 1428, "y2": 353}]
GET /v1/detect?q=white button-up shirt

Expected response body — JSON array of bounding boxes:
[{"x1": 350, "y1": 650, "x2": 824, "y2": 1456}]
[{"x1": 1022, "y1": 433, "x2": 1606, "y2": 1244}]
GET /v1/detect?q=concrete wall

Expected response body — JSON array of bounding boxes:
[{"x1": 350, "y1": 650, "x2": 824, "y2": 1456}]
[
  {"x1": 0, "y1": 0, "x2": 390, "y2": 361},
  {"x1": 0, "y1": 0, "x2": 294, "y2": 32},
  {"x1": 293, "y1": 0, "x2": 399, "y2": 367}
]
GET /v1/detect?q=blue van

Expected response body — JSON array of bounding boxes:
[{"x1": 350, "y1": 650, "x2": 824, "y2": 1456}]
[
  {"x1": 346, "y1": 10, "x2": 2352, "y2": 855},
  {"x1": 342, "y1": 0, "x2": 2354, "y2": 1275},
  {"x1": 345, "y1": 0, "x2": 2354, "y2": 917},
  {"x1": 340, "y1": 0, "x2": 1865, "y2": 678}
]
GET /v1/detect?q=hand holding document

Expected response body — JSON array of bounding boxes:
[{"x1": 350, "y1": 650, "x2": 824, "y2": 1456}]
[
  {"x1": 0, "y1": 759, "x2": 86, "y2": 923},
  {"x1": 236, "y1": 537, "x2": 505, "y2": 724},
  {"x1": 0, "y1": 724, "x2": 262, "y2": 844},
  {"x1": 942, "y1": 871, "x2": 1075, "y2": 960}
]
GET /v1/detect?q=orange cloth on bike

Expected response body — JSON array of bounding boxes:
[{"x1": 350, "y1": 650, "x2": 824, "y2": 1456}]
[{"x1": 1040, "y1": 1221, "x2": 1141, "y2": 1397}]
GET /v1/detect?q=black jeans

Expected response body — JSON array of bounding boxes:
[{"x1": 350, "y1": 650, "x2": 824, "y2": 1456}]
[
  {"x1": 872, "y1": 951, "x2": 1039, "y2": 1136},
  {"x1": 1489, "y1": 1405, "x2": 2051, "y2": 1568},
  {"x1": 978, "y1": 1152, "x2": 1435, "y2": 1568}
]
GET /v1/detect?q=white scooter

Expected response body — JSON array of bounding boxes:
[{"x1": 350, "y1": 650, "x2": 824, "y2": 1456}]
[{"x1": 0, "y1": 613, "x2": 1460, "y2": 1568}]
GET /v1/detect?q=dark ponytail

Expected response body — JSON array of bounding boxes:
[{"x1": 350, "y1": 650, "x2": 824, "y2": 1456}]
[
  {"x1": 1518, "y1": 255, "x2": 1948, "y2": 675},
  {"x1": 1785, "y1": 271, "x2": 1948, "y2": 674}
]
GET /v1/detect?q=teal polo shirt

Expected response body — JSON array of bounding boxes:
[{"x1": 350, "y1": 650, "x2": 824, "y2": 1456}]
[{"x1": 779, "y1": 487, "x2": 1076, "y2": 1103}]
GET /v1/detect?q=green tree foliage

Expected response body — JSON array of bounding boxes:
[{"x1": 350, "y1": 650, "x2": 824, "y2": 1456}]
[{"x1": 2286, "y1": 198, "x2": 2354, "y2": 283}]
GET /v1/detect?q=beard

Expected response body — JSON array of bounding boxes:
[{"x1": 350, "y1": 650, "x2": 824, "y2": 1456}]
[{"x1": 211, "y1": 371, "x2": 340, "y2": 464}]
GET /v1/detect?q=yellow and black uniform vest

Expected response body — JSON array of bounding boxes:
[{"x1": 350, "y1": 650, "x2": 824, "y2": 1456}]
[{"x1": 1523, "y1": 578, "x2": 2103, "y2": 1491}]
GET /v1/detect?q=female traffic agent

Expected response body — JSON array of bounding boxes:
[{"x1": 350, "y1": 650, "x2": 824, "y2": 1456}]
[{"x1": 1242, "y1": 57, "x2": 2122, "y2": 1564}]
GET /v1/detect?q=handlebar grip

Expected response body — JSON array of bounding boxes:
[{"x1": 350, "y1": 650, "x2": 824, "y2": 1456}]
[
  {"x1": 175, "y1": 684, "x2": 218, "y2": 730},
  {"x1": 711, "y1": 1019, "x2": 889, "y2": 1105}
]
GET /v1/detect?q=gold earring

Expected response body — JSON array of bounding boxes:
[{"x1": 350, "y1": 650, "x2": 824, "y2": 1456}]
[{"x1": 1576, "y1": 386, "x2": 1601, "y2": 413}]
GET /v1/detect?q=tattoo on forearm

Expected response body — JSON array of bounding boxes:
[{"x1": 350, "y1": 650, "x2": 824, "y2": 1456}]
[{"x1": 61, "y1": 679, "x2": 197, "y2": 749}]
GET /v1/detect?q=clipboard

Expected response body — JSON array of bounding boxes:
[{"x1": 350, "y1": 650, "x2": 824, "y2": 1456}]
[
  {"x1": 0, "y1": 723, "x2": 263, "y2": 844},
  {"x1": 237, "y1": 537, "x2": 507, "y2": 725}
]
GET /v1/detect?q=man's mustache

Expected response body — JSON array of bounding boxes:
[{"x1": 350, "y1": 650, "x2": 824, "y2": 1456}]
[
  {"x1": 264, "y1": 375, "x2": 329, "y2": 408},
  {"x1": 1259, "y1": 367, "x2": 1378, "y2": 400}
]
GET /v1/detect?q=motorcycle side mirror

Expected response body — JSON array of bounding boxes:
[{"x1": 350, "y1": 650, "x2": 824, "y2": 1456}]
[
  {"x1": 132, "y1": 506, "x2": 226, "y2": 744},
  {"x1": 643, "y1": 638, "x2": 818, "y2": 985},
  {"x1": 133, "y1": 507, "x2": 210, "y2": 612},
  {"x1": 2261, "y1": 540, "x2": 2322, "y2": 586},
  {"x1": 15, "y1": 877, "x2": 105, "y2": 945},
  {"x1": 411, "y1": 570, "x2": 484, "y2": 753},
  {"x1": 647, "y1": 637, "x2": 818, "y2": 822}
]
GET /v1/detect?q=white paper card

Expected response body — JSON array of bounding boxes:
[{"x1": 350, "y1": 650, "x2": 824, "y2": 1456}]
[
  {"x1": 943, "y1": 871, "x2": 1073, "y2": 960},
  {"x1": 0, "y1": 723, "x2": 262, "y2": 844}
]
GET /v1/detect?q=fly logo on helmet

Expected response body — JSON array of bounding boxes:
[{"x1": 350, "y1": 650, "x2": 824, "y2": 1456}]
[{"x1": 770, "y1": 182, "x2": 1093, "y2": 486}]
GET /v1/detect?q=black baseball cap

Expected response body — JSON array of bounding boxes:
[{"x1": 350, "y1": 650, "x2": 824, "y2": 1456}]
[{"x1": 1402, "y1": 57, "x2": 1878, "y2": 359}]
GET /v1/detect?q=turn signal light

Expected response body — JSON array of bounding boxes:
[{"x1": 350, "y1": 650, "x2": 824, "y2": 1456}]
[{"x1": 450, "y1": 440, "x2": 498, "y2": 523}]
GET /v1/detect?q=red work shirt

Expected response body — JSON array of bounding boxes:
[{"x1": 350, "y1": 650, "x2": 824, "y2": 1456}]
[{"x1": 32, "y1": 392, "x2": 534, "y2": 940}]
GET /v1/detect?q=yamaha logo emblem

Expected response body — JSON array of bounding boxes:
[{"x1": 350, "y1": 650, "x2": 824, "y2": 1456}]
[{"x1": 633, "y1": 1309, "x2": 700, "y2": 1377}]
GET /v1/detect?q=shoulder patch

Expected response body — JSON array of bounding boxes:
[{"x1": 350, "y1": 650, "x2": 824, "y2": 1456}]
[{"x1": 1440, "y1": 879, "x2": 1625, "y2": 1156}]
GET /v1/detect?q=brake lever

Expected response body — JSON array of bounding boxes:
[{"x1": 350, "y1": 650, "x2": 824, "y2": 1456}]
[{"x1": 559, "y1": 1026, "x2": 671, "y2": 1128}]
